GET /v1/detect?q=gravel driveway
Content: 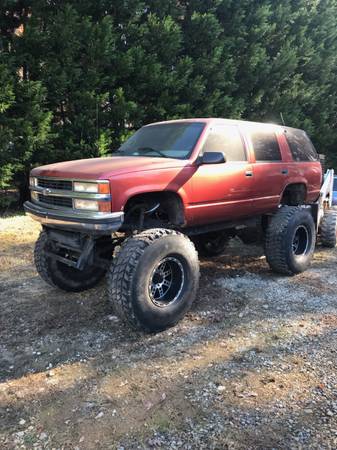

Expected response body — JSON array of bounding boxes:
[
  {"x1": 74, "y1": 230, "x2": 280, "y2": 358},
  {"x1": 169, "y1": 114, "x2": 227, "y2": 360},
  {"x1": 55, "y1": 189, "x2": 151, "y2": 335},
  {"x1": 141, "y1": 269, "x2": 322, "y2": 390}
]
[{"x1": 1, "y1": 215, "x2": 337, "y2": 449}]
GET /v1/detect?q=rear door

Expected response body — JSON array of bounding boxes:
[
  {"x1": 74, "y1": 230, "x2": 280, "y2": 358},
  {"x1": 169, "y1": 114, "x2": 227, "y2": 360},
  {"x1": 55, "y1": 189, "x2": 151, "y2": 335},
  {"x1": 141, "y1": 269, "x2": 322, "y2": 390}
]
[
  {"x1": 189, "y1": 124, "x2": 255, "y2": 224},
  {"x1": 245, "y1": 127, "x2": 287, "y2": 213}
]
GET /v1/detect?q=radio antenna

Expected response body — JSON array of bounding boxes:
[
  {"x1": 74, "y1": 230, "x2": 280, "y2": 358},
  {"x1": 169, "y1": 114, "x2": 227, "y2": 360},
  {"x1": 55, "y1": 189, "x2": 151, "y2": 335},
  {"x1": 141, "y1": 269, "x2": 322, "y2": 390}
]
[{"x1": 280, "y1": 112, "x2": 286, "y2": 126}]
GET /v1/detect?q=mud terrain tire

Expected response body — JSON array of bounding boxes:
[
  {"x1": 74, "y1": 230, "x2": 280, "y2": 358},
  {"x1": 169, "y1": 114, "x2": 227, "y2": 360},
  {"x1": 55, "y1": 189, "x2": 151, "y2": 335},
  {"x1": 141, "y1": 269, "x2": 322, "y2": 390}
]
[
  {"x1": 34, "y1": 231, "x2": 106, "y2": 292},
  {"x1": 107, "y1": 229, "x2": 199, "y2": 332},
  {"x1": 320, "y1": 210, "x2": 337, "y2": 248},
  {"x1": 265, "y1": 206, "x2": 316, "y2": 275}
]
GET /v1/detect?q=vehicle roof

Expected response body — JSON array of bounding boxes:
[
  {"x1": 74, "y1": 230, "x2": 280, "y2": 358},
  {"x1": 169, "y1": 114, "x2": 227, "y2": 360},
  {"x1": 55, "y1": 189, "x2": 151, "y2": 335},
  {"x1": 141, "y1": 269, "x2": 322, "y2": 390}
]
[{"x1": 145, "y1": 118, "x2": 305, "y2": 133}]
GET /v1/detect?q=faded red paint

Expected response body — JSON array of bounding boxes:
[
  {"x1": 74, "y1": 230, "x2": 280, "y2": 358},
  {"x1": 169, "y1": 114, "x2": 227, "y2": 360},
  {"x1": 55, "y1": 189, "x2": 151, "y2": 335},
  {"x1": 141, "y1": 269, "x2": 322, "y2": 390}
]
[{"x1": 31, "y1": 118, "x2": 322, "y2": 227}]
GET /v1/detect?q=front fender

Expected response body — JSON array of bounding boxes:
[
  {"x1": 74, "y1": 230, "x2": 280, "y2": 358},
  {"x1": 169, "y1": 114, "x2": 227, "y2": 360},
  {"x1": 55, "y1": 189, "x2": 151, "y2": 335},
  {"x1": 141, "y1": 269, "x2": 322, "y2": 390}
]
[{"x1": 111, "y1": 167, "x2": 194, "y2": 213}]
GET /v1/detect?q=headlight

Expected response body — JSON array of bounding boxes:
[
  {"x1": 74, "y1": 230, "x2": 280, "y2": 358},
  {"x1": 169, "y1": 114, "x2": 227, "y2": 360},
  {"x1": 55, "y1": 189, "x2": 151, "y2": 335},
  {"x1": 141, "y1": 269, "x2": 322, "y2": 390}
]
[
  {"x1": 74, "y1": 199, "x2": 99, "y2": 211},
  {"x1": 73, "y1": 181, "x2": 110, "y2": 194},
  {"x1": 29, "y1": 176, "x2": 37, "y2": 187},
  {"x1": 74, "y1": 182, "x2": 99, "y2": 193}
]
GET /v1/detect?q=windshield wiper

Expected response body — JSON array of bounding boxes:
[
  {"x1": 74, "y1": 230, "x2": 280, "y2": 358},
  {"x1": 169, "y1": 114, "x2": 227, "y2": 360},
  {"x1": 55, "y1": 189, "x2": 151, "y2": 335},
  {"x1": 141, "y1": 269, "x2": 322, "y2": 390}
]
[
  {"x1": 137, "y1": 147, "x2": 169, "y2": 158},
  {"x1": 113, "y1": 147, "x2": 169, "y2": 158}
]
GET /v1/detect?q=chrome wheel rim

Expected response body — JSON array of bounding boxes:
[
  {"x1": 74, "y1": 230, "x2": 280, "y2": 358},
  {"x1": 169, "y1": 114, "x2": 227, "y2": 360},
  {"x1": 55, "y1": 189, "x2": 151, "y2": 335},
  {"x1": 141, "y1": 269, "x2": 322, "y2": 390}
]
[
  {"x1": 149, "y1": 257, "x2": 185, "y2": 307},
  {"x1": 292, "y1": 225, "x2": 309, "y2": 256}
]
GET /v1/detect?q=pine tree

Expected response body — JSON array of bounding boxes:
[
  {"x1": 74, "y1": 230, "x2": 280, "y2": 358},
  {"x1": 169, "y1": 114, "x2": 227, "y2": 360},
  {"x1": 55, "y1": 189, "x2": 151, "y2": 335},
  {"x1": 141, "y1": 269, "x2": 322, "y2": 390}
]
[{"x1": 1, "y1": 0, "x2": 337, "y2": 203}]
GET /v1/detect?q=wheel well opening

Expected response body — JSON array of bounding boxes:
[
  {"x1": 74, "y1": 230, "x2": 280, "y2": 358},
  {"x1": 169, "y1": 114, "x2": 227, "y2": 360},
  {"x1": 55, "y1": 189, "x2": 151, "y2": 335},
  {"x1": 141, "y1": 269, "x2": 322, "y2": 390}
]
[
  {"x1": 123, "y1": 192, "x2": 185, "y2": 228},
  {"x1": 281, "y1": 184, "x2": 307, "y2": 206}
]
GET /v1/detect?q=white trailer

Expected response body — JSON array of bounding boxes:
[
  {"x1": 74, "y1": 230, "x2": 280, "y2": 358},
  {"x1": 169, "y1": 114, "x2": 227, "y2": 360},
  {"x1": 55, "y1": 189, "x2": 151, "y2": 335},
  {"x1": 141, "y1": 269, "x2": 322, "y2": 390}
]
[{"x1": 317, "y1": 169, "x2": 337, "y2": 247}]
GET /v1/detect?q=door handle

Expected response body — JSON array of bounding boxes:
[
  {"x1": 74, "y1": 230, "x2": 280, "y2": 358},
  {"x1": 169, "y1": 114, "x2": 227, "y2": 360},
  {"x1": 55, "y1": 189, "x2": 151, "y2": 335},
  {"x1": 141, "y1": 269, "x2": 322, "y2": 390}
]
[
  {"x1": 281, "y1": 169, "x2": 288, "y2": 175},
  {"x1": 245, "y1": 170, "x2": 253, "y2": 177}
]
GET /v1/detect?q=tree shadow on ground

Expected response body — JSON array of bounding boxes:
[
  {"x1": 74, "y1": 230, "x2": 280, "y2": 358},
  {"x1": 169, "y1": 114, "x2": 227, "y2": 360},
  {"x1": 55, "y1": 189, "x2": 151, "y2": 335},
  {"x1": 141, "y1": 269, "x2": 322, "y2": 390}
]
[{"x1": 1, "y1": 238, "x2": 337, "y2": 448}]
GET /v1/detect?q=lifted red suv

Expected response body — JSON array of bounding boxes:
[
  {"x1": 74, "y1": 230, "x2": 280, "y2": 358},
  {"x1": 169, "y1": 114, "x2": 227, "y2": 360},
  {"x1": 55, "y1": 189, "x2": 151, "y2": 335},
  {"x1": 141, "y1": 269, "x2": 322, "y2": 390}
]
[{"x1": 25, "y1": 118, "x2": 327, "y2": 331}]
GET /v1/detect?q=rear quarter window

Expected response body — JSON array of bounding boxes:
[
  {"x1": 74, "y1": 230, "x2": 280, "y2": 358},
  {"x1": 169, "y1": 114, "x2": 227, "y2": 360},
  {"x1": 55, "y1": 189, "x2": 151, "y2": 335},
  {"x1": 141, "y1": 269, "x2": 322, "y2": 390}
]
[
  {"x1": 250, "y1": 130, "x2": 282, "y2": 161},
  {"x1": 285, "y1": 129, "x2": 318, "y2": 162}
]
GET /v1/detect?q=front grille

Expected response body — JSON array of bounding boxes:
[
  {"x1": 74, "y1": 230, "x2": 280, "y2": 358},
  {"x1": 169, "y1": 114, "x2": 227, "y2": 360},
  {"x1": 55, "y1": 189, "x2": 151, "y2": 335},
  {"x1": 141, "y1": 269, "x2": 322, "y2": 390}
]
[
  {"x1": 38, "y1": 194, "x2": 73, "y2": 208},
  {"x1": 37, "y1": 178, "x2": 72, "y2": 191}
]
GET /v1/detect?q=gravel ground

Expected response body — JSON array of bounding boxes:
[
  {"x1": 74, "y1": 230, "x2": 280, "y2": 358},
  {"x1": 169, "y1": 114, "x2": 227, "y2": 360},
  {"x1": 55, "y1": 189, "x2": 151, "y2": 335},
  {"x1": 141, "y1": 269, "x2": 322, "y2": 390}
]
[{"x1": 1, "y1": 215, "x2": 337, "y2": 449}]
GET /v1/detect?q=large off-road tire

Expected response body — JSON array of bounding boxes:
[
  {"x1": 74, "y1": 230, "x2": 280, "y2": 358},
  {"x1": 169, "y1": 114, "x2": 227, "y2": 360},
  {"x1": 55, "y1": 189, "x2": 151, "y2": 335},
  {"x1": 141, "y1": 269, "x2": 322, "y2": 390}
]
[
  {"x1": 34, "y1": 231, "x2": 106, "y2": 292},
  {"x1": 320, "y1": 210, "x2": 337, "y2": 247},
  {"x1": 107, "y1": 229, "x2": 199, "y2": 332},
  {"x1": 192, "y1": 231, "x2": 230, "y2": 257},
  {"x1": 265, "y1": 206, "x2": 316, "y2": 275}
]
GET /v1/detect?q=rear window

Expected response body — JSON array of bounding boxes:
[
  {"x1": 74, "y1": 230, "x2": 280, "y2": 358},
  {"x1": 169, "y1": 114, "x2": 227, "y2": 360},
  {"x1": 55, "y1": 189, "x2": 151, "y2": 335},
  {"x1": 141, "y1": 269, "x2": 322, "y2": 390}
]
[
  {"x1": 250, "y1": 131, "x2": 282, "y2": 161},
  {"x1": 285, "y1": 129, "x2": 318, "y2": 162}
]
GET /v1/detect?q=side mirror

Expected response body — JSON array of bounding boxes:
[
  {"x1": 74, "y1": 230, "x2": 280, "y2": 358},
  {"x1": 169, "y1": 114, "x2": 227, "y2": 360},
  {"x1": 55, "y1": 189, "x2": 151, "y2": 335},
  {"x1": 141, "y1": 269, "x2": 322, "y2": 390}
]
[{"x1": 201, "y1": 152, "x2": 226, "y2": 165}]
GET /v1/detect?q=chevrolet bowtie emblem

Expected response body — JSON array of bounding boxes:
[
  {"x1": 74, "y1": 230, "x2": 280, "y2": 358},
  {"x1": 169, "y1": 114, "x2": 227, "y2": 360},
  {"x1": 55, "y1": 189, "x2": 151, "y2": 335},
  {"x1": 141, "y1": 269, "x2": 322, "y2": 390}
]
[{"x1": 43, "y1": 188, "x2": 52, "y2": 196}]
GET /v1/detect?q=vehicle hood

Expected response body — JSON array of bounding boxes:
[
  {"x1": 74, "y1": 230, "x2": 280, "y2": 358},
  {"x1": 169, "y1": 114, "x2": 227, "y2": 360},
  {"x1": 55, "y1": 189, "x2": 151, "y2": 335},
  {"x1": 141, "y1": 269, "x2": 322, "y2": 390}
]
[{"x1": 31, "y1": 156, "x2": 189, "y2": 179}]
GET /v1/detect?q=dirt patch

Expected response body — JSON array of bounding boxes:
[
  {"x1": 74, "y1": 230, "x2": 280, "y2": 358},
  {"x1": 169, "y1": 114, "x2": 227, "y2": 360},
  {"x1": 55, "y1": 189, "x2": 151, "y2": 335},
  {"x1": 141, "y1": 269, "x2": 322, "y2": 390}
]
[{"x1": 1, "y1": 216, "x2": 337, "y2": 449}]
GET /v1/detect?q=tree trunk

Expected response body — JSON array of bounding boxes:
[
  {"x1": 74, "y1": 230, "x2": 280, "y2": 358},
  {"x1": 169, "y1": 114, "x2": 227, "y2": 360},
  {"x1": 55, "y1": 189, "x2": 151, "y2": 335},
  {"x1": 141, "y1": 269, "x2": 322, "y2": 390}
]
[{"x1": 16, "y1": 172, "x2": 30, "y2": 206}]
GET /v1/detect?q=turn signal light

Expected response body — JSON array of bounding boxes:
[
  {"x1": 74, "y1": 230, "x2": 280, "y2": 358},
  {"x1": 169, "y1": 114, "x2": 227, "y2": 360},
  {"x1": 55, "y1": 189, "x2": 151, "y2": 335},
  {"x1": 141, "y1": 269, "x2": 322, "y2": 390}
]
[
  {"x1": 99, "y1": 201, "x2": 112, "y2": 213},
  {"x1": 98, "y1": 183, "x2": 110, "y2": 194}
]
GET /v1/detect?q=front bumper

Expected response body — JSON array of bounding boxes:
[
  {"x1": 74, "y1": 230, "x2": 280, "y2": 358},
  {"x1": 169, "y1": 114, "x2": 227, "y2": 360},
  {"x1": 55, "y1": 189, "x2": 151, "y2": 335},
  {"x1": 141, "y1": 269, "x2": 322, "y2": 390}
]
[{"x1": 24, "y1": 201, "x2": 124, "y2": 233}]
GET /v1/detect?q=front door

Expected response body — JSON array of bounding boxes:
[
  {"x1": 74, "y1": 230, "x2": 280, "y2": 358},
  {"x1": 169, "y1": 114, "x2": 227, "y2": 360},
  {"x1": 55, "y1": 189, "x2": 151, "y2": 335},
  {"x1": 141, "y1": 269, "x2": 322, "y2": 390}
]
[{"x1": 189, "y1": 124, "x2": 255, "y2": 226}]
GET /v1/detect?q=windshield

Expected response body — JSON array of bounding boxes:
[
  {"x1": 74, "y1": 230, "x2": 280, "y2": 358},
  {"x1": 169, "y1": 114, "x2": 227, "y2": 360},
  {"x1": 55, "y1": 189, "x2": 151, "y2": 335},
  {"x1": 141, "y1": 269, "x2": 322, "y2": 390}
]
[{"x1": 116, "y1": 122, "x2": 205, "y2": 159}]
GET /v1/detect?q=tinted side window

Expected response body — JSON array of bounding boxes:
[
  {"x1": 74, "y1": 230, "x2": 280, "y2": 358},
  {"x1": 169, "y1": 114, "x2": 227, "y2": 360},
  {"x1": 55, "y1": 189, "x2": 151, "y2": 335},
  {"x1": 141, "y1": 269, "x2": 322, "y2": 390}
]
[
  {"x1": 250, "y1": 131, "x2": 282, "y2": 161},
  {"x1": 202, "y1": 125, "x2": 246, "y2": 161},
  {"x1": 285, "y1": 129, "x2": 318, "y2": 161}
]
